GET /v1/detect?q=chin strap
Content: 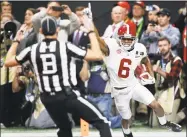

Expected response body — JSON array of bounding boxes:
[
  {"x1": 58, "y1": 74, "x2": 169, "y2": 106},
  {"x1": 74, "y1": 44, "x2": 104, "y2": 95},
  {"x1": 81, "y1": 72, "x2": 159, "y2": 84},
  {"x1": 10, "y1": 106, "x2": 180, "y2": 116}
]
[{"x1": 127, "y1": 46, "x2": 134, "y2": 52}]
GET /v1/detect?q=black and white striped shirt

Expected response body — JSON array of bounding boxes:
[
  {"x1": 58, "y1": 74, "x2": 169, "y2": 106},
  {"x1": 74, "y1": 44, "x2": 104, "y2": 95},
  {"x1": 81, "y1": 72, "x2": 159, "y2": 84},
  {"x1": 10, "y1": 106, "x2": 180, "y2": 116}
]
[{"x1": 16, "y1": 39, "x2": 87, "y2": 93}]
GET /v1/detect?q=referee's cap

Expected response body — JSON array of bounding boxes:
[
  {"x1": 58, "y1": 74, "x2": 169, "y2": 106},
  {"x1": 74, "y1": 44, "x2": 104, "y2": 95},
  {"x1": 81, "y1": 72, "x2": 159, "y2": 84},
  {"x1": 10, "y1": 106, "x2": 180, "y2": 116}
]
[{"x1": 41, "y1": 16, "x2": 57, "y2": 36}]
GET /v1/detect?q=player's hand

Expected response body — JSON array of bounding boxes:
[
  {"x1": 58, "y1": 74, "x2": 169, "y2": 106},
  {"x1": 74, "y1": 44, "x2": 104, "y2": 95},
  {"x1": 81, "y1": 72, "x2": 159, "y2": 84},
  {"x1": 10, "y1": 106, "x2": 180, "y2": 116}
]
[
  {"x1": 139, "y1": 72, "x2": 155, "y2": 85},
  {"x1": 61, "y1": 5, "x2": 72, "y2": 15},
  {"x1": 83, "y1": 3, "x2": 93, "y2": 20},
  {"x1": 83, "y1": 8, "x2": 92, "y2": 20},
  {"x1": 140, "y1": 77, "x2": 155, "y2": 85},
  {"x1": 81, "y1": 15, "x2": 94, "y2": 32}
]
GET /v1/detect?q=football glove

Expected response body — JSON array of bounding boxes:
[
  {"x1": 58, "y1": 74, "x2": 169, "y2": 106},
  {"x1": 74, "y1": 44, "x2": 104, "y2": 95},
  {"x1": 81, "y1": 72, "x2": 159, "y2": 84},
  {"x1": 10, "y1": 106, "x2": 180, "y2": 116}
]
[
  {"x1": 139, "y1": 72, "x2": 155, "y2": 85},
  {"x1": 83, "y1": 3, "x2": 93, "y2": 20}
]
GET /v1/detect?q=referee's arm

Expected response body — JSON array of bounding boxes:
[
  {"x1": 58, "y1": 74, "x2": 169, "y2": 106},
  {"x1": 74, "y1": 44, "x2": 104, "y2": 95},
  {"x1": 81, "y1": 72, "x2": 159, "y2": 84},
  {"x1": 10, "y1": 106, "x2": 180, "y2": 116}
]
[
  {"x1": 67, "y1": 16, "x2": 103, "y2": 61},
  {"x1": 5, "y1": 42, "x2": 31, "y2": 68}
]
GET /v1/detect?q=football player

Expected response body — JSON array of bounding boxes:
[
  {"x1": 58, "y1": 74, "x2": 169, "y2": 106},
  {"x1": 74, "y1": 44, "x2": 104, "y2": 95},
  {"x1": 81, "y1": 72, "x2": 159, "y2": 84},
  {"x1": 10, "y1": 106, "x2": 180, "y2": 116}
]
[{"x1": 96, "y1": 24, "x2": 182, "y2": 137}]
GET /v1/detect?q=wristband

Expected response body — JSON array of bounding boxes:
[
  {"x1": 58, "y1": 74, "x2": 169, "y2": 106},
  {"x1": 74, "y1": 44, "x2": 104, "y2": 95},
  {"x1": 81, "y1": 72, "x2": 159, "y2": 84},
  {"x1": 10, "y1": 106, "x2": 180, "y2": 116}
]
[
  {"x1": 87, "y1": 30, "x2": 95, "y2": 35},
  {"x1": 12, "y1": 40, "x2": 20, "y2": 44}
]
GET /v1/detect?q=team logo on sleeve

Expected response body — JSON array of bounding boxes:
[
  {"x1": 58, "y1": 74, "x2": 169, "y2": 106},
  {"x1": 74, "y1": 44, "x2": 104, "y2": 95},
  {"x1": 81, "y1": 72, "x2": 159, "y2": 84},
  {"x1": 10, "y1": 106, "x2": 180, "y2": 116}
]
[{"x1": 116, "y1": 49, "x2": 122, "y2": 54}]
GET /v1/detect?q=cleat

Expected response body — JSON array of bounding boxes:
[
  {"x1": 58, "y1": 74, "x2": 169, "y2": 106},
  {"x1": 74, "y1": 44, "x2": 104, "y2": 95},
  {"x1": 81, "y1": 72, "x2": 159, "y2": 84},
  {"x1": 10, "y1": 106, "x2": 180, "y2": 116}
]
[
  {"x1": 122, "y1": 132, "x2": 133, "y2": 137},
  {"x1": 162, "y1": 121, "x2": 182, "y2": 132}
]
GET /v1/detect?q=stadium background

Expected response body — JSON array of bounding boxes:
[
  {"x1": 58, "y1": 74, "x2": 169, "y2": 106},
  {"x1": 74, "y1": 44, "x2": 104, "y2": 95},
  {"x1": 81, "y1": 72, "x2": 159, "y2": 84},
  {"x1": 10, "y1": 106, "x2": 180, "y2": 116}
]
[{"x1": 11, "y1": 1, "x2": 185, "y2": 35}]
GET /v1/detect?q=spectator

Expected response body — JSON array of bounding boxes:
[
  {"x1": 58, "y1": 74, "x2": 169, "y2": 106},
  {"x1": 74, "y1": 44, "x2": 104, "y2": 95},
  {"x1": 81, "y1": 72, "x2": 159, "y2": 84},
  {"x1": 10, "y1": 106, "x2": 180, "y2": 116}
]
[
  {"x1": 156, "y1": 8, "x2": 181, "y2": 55},
  {"x1": 174, "y1": 63, "x2": 187, "y2": 124},
  {"x1": 174, "y1": 7, "x2": 186, "y2": 34},
  {"x1": 22, "y1": 8, "x2": 38, "y2": 37},
  {"x1": 182, "y1": 25, "x2": 187, "y2": 63},
  {"x1": 146, "y1": 5, "x2": 160, "y2": 24},
  {"x1": 131, "y1": 1, "x2": 146, "y2": 40},
  {"x1": 0, "y1": 13, "x2": 21, "y2": 127},
  {"x1": 150, "y1": 37, "x2": 184, "y2": 126},
  {"x1": 117, "y1": 1, "x2": 136, "y2": 35},
  {"x1": 0, "y1": 13, "x2": 17, "y2": 91},
  {"x1": 16, "y1": 8, "x2": 38, "y2": 54},
  {"x1": 173, "y1": 20, "x2": 187, "y2": 125},
  {"x1": 12, "y1": 65, "x2": 56, "y2": 129},
  {"x1": 1, "y1": 13, "x2": 14, "y2": 29},
  {"x1": 173, "y1": 7, "x2": 186, "y2": 60},
  {"x1": 175, "y1": 107, "x2": 187, "y2": 124},
  {"x1": 140, "y1": 8, "x2": 181, "y2": 55},
  {"x1": 102, "y1": 5, "x2": 126, "y2": 38},
  {"x1": 1, "y1": 1, "x2": 11, "y2": 14},
  {"x1": 0, "y1": 1, "x2": 21, "y2": 30},
  {"x1": 32, "y1": 1, "x2": 80, "y2": 42}
]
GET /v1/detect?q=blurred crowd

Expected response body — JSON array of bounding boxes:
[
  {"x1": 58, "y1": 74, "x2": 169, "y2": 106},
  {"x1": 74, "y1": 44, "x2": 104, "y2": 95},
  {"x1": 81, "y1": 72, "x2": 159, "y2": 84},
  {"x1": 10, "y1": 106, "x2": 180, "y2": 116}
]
[{"x1": 0, "y1": 0, "x2": 186, "y2": 129}]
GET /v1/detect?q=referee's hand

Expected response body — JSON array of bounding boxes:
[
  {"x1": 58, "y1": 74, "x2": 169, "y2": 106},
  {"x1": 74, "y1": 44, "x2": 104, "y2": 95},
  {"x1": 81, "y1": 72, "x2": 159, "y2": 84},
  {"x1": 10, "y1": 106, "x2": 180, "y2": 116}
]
[{"x1": 81, "y1": 15, "x2": 94, "y2": 33}]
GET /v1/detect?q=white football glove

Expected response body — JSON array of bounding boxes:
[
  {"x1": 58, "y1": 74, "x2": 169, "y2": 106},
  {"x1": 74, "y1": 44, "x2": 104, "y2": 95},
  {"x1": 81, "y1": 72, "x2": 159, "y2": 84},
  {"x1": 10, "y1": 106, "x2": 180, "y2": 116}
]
[
  {"x1": 83, "y1": 3, "x2": 93, "y2": 20},
  {"x1": 139, "y1": 72, "x2": 155, "y2": 85}
]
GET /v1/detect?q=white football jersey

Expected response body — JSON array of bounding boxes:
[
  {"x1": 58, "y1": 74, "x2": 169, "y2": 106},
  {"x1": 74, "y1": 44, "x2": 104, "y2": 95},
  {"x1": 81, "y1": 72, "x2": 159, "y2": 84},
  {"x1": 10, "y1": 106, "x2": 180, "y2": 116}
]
[{"x1": 103, "y1": 38, "x2": 147, "y2": 87}]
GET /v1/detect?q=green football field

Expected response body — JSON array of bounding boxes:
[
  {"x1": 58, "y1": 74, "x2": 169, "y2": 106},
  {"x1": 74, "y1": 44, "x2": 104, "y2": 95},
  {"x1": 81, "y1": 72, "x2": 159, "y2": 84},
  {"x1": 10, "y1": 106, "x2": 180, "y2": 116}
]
[{"x1": 1, "y1": 126, "x2": 186, "y2": 137}]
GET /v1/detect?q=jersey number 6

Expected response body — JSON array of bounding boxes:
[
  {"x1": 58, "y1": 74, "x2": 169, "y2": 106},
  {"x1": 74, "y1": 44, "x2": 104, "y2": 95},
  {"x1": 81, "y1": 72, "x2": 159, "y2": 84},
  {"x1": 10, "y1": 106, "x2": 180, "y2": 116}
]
[{"x1": 118, "y1": 58, "x2": 131, "y2": 78}]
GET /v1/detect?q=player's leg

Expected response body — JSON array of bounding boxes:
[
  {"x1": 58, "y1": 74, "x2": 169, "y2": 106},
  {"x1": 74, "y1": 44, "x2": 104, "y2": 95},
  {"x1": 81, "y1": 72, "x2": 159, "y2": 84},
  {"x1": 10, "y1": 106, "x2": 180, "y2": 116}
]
[
  {"x1": 148, "y1": 100, "x2": 182, "y2": 132},
  {"x1": 121, "y1": 118, "x2": 133, "y2": 137},
  {"x1": 112, "y1": 87, "x2": 133, "y2": 137},
  {"x1": 132, "y1": 83, "x2": 182, "y2": 132},
  {"x1": 66, "y1": 90, "x2": 112, "y2": 137},
  {"x1": 40, "y1": 93, "x2": 73, "y2": 137}
]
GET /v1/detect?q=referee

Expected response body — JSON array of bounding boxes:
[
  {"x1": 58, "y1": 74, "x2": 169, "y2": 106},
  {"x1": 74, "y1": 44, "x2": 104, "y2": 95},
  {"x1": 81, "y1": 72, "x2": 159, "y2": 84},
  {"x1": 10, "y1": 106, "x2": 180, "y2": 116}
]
[{"x1": 5, "y1": 16, "x2": 112, "y2": 137}]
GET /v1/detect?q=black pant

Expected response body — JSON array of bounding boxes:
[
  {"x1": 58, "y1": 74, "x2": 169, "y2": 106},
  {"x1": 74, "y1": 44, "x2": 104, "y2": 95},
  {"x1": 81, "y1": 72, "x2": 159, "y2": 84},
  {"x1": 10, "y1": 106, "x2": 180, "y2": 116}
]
[
  {"x1": 0, "y1": 83, "x2": 30, "y2": 126},
  {"x1": 40, "y1": 90, "x2": 112, "y2": 137}
]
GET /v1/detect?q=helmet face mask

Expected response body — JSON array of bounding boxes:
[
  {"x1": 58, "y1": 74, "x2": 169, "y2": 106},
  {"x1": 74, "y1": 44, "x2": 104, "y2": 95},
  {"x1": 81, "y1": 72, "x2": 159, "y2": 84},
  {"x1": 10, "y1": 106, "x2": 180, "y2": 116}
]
[
  {"x1": 116, "y1": 24, "x2": 137, "y2": 51},
  {"x1": 119, "y1": 35, "x2": 136, "y2": 50}
]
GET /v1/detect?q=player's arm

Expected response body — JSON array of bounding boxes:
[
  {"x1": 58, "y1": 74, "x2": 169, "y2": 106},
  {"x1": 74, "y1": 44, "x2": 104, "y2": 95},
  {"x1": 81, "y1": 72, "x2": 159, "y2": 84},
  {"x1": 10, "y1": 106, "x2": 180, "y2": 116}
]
[
  {"x1": 94, "y1": 27, "x2": 109, "y2": 56},
  {"x1": 141, "y1": 56, "x2": 154, "y2": 77},
  {"x1": 85, "y1": 31, "x2": 103, "y2": 60}
]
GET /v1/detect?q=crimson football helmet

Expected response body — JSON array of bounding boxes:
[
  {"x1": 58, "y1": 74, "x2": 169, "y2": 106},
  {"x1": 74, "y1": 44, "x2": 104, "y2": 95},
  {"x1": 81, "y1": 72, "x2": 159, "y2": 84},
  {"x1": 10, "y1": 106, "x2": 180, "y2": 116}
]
[{"x1": 116, "y1": 24, "x2": 137, "y2": 51}]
